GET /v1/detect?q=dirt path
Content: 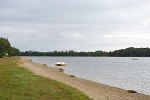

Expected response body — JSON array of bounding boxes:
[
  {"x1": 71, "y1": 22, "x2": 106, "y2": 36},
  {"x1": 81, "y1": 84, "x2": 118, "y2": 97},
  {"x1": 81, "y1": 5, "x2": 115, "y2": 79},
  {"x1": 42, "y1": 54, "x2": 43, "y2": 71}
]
[{"x1": 20, "y1": 57, "x2": 150, "y2": 100}]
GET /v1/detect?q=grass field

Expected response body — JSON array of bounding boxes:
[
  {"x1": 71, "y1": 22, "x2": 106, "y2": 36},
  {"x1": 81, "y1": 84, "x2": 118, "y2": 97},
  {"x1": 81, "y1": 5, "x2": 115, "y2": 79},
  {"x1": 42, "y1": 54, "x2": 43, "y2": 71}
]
[{"x1": 0, "y1": 57, "x2": 92, "y2": 100}]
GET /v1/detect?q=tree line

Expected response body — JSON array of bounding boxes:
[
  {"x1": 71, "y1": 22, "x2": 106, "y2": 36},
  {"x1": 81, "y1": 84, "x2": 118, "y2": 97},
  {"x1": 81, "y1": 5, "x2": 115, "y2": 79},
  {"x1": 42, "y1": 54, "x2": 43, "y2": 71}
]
[
  {"x1": 21, "y1": 47, "x2": 150, "y2": 57},
  {"x1": 1, "y1": 37, "x2": 149, "y2": 57},
  {"x1": 0, "y1": 37, "x2": 20, "y2": 58}
]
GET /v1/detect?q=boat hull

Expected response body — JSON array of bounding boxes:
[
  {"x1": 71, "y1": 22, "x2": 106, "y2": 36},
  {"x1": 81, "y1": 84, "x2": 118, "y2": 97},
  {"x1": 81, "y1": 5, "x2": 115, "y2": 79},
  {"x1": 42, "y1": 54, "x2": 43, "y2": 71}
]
[{"x1": 55, "y1": 64, "x2": 66, "y2": 66}]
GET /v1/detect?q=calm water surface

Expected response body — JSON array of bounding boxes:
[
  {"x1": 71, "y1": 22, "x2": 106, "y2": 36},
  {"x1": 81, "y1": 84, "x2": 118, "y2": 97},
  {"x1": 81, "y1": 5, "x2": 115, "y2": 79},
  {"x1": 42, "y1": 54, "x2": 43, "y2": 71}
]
[{"x1": 23, "y1": 56, "x2": 150, "y2": 95}]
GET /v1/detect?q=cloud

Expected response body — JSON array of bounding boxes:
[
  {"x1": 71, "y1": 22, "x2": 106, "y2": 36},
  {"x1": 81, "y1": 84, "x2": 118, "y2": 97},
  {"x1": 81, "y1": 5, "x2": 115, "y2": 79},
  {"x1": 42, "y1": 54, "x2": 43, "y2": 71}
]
[{"x1": 0, "y1": 0, "x2": 150, "y2": 52}]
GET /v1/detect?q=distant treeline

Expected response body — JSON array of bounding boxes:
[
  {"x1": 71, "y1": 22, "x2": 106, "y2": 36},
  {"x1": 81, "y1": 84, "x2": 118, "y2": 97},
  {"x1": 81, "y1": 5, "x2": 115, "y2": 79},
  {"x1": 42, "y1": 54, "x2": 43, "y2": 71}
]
[
  {"x1": 0, "y1": 37, "x2": 20, "y2": 58},
  {"x1": 2, "y1": 36, "x2": 150, "y2": 57},
  {"x1": 21, "y1": 47, "x2": 150, "y2": 57}
]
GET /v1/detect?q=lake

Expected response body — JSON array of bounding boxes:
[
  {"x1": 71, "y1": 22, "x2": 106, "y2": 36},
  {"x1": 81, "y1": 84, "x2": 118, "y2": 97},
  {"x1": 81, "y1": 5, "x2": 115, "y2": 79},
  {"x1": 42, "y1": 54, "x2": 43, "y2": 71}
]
[{"x1": 23, "y1": 56, "x2": 150, "y2": 95}]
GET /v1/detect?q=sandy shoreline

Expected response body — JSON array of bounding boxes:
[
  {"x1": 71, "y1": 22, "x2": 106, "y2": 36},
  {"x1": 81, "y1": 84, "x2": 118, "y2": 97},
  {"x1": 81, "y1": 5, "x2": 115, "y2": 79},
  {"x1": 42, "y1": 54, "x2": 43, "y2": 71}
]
[{"x1": 20, "y1": 57, "x2": 150, "y2": 100}]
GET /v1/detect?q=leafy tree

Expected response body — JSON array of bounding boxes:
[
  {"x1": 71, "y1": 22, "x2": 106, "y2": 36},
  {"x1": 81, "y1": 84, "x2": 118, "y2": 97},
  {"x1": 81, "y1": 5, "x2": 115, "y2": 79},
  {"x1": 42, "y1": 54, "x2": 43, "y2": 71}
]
[
  {"x1": 11, "y1": 47, "x2": 20, "y2": 56},
  {"x1": 0, "y1": 37, "x2": 20, "y2": 57},
  {"x1": 0, "y1": 37, "x2": 11, "y2": 57}
]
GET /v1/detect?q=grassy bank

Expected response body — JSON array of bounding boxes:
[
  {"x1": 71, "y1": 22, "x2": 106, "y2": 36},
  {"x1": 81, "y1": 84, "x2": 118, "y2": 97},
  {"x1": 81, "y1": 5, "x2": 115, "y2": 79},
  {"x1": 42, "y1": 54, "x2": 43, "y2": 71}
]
[{"x1": 0, "y1": 57, "x2": 92, "y2": 100}]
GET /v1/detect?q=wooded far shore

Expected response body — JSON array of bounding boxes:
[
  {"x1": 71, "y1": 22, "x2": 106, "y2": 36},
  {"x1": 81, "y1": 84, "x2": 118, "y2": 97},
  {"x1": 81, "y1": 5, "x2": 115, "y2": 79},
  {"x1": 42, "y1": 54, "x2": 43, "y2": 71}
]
[
  {"x1": 21, "y1": 47, "x2": 150, "y2": 57},
  {"x1": 1, "y1": 37, "x2": 150, "y2": 57}
]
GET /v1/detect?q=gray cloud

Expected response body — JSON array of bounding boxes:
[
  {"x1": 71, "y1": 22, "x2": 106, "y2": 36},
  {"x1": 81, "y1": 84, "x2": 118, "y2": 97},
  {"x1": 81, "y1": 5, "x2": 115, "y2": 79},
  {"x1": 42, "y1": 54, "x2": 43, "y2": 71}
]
[{"x1": 0, "y1": 0, "x2": 150, "y2": 52}]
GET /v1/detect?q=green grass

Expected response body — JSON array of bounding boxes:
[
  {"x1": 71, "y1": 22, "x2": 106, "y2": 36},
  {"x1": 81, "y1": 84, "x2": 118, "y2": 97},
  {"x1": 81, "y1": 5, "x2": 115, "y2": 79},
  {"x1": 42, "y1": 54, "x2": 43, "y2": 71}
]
[{"x1": 0, "y1": 57, "x2": 93, "y2": 100}]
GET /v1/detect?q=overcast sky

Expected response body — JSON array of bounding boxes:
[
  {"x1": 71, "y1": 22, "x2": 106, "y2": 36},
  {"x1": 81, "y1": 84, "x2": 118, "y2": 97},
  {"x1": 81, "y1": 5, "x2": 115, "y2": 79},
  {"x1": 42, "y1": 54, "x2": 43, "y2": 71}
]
[{"x1": 1, "y1": 0, "x2": 150, "y2": 52}]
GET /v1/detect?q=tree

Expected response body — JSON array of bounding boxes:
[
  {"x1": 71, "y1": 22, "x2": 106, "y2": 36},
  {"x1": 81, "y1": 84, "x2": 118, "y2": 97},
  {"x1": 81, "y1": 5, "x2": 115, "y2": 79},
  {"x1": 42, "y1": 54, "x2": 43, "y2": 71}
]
[
  {"x1": 0, "y1": 37, "x2": 20, "y2": 57},
  {"x1": 11, "y1": 47, "x2": 20, "y2": 56},
  {"x1": 0, "y1": 37, "x2": 11, "y2": 57}
]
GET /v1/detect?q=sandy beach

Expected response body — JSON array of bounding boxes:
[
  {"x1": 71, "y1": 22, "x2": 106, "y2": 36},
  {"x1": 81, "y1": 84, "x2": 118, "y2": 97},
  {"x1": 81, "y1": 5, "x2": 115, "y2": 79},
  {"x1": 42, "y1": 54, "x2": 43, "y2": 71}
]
[{"x1": 20, "y1": 57, "x2": 150, "y2": 100}]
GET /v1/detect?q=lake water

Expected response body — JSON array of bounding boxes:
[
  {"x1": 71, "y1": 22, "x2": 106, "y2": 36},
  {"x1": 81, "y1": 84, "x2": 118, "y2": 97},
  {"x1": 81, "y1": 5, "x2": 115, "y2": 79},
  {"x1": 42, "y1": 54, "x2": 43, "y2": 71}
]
[{"x1": 23, "y1": 56, "x2": 150, "y2": 95}]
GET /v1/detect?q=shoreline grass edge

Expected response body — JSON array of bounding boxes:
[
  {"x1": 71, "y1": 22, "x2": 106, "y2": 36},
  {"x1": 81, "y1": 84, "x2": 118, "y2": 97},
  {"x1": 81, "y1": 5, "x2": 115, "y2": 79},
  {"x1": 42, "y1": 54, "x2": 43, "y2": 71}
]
[{"x1": 0, "y1": 57, "x2": 93, "y2": 100}]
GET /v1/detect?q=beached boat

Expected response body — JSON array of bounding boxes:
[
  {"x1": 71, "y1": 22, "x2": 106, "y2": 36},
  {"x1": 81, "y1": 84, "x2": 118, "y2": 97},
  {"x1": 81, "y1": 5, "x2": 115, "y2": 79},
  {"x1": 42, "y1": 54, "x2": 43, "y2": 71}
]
[{"x1": 55, "y1": 62, "x2": 67, "y2": 66}]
